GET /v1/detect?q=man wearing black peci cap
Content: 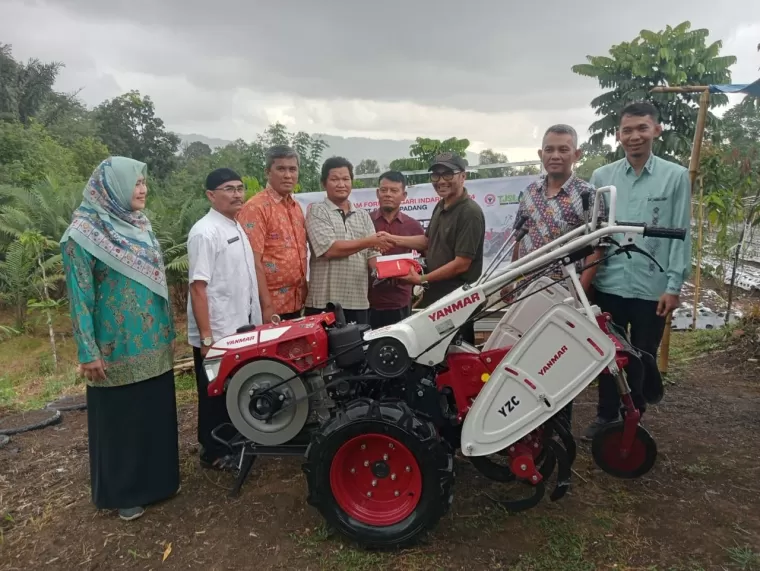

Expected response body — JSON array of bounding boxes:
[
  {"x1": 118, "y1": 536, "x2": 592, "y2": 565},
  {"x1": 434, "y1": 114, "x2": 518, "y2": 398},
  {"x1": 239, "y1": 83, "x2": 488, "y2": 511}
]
[
  {"x1": 392, "y1": 151, "x2": 486, "y2": 345},
  {"x1": 186, "y1": 168, "x2": 263, "y2": 472}
]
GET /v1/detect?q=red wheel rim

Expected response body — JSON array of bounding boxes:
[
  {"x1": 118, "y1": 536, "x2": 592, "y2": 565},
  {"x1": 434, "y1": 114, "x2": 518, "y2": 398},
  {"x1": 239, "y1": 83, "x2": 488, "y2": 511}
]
[
  {"x1": 329, "y1": 433, "x2": 422, "y2": 526},
  {"x1": 598, "y1": 430, "x2": 648, "y2": 473}
]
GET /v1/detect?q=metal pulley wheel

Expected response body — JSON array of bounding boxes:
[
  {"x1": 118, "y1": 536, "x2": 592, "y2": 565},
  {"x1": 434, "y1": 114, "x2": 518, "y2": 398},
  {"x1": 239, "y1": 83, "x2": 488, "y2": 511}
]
[{"x1": 225, "y1": 359, "x2": 309, "y2": 446}]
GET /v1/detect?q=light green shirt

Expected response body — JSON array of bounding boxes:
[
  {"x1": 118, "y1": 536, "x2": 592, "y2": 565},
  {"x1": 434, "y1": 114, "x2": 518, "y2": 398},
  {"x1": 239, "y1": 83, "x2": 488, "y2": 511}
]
[{"x1": 590, "y1": 154, "x2": 692, "y2": 302}]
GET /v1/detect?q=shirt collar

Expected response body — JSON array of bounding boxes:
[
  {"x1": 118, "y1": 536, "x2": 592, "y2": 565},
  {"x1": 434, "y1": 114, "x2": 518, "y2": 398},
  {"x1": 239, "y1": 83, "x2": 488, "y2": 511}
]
[
  {"x1": 371, "y1": 208, "x2": 408, "y2": 223},
  {"x1": 265, "y1": 185, "x2": 295, "y2": 204},
  {"x1": 208, "y1": 207, "x2": 238, "y2": 227},
  {"x1": 624, "y1": 153, "x2": 656, "y2": 175},
  {"x1": 539, "y1": 173, "x2": 577, "y2": 195},
  {"x1": 324, "y1": 197, "x2": 356, "y2": 213}
]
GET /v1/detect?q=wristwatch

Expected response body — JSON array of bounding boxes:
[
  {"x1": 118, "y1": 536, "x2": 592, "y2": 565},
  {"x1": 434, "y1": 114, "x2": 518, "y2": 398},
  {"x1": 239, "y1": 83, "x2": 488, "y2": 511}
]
[
  {"x1": 201, "y1": 336, "x2": 214, "y2": 347},
  {"x1": 419, "y1": 274, "x2": 430, "y2": 289}
]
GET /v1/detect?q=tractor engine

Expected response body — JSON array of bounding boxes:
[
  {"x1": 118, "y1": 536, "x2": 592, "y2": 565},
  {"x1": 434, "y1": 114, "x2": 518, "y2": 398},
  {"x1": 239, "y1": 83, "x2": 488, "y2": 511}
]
[{"x1": 204, "y1": 311, "x2": 388, "y2": 447}]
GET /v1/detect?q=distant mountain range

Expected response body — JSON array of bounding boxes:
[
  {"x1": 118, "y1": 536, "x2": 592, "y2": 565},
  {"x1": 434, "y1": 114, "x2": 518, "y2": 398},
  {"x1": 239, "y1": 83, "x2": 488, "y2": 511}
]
[{"x1": 177, "y1": 132, "x2": 480, "y2": 170}]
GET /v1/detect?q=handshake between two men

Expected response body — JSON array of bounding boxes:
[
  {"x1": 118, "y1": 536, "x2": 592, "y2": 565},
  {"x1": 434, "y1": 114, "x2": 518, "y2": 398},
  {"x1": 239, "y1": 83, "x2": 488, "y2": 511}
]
[{"x1": 366, "y1": 230, "x2": 429, "y2": 286}]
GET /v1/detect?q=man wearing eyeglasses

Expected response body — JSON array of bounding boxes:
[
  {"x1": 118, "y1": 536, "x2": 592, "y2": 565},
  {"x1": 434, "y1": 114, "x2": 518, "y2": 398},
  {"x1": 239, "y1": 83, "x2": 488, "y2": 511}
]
[
  {"x1": 187, "y1": 168, "x2": 263, "y2": 472},
  {"x1": 394, "y1": 152, "x2": 486, "y2": 345}
]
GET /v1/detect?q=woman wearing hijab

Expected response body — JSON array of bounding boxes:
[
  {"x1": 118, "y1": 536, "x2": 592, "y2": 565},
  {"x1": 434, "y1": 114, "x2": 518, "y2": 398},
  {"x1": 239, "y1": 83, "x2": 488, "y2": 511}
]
[{"x1": 61, "y1": 156, "x2": 179, "y2": 522}]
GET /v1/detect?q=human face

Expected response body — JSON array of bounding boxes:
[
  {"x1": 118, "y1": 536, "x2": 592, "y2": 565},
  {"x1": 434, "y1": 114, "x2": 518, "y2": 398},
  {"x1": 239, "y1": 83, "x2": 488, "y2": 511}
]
[
  {"x1": 206, "y1": 179, "x2": 245, "y2": 218},
  {"x1": 377, "y1": 179, "x2": 406, "y2": 213},
  {"x1": 430, "y1": 166, "x2": 465, "y2": 202},
  {"x1": 538, "y1": 132, "x2": 580, "y2": 178},
  {"x1": 323, "y1": 167, "x2": 353, "y2": 203},
  {"x1": 130, "y1": 176, "x2": 148, "y2": 210},
  {"x1": 266, "y1": 157, "x2": 299, "y2": 195},
  {"x1": 617, "y1": 113, "x2": 662, "y2": 161}
]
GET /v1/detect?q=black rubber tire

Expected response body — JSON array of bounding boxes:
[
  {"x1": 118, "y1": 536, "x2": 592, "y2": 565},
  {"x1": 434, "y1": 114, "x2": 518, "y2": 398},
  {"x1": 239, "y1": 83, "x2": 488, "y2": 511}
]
[
  {"x1": 45, "y1": 394, "x2": 87, "y2": 412},
  {"x1": 0, "y1": 408, "x2": 62, "y2": 436},
  {"x1": 591, "y1": 421, "x2": 657, "y2": 479},
  {"x1": 0, "y1": 434, "x2": 9, "y2": 448},
  {"x1": 303, "y1": 398, "x2": 454, "y2": 550}
]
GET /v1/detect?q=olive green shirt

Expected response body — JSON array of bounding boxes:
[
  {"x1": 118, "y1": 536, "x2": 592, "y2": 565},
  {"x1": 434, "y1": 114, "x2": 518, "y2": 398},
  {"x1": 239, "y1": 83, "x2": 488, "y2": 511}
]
[{"x1": 419, "y1": 189, "x2": 486, "y2": 307}]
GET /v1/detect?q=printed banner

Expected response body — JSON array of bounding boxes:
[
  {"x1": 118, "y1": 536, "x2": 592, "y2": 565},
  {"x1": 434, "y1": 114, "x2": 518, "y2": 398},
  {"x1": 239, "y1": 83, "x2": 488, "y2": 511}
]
[{"x1": 293, "y1": 176, "x2": 540, "y2": 273}]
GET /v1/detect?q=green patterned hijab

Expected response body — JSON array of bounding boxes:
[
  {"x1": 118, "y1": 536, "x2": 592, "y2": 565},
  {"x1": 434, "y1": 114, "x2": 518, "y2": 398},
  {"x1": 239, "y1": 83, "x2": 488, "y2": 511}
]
[{"x1": 60, "y1": 157, "x2": 169, "y2": 300}]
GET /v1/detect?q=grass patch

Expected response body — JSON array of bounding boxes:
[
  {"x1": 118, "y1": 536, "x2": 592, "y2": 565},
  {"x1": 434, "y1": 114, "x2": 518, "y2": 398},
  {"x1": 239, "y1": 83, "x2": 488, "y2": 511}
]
[
  {"x1": 290, "y1": 524, "x2": 443, "y2": 571},
  {"x1": 725, "y1": 543, "x2": 760, "y2": 570},
  {"x1": 0, "y1": 312, "x2": 195, "y2": 411}
]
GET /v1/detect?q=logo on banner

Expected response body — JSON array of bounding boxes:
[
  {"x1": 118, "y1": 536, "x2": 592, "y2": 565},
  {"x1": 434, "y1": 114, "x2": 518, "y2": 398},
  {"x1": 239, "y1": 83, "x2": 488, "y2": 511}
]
[
  {"x1": 499, "y1": 194, "x2": 520, "y2": 205},
  {"x1": 484, "y1": 193, "x2": 496, "y2": 206}
]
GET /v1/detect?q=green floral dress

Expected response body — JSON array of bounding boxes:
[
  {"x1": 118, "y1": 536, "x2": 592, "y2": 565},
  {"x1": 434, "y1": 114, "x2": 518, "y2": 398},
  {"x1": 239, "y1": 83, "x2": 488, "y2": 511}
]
[{"x1": 62, "y1": 239, "x2": 175, "y2": 388}]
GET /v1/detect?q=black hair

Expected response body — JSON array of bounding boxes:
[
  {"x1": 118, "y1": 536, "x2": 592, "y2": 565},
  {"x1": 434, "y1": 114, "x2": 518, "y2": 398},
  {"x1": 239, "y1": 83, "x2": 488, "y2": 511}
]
[
  {"x1": 378, "y1": 170, "x2": 406, "y2": 189},
  {"x1": 620, "y1": 101, "x2": 660, "y2": 123},
  {"x1": 265, "y1": 145, "x2": 299, "y2": 169},
  {"x1": 320, "y1": 156, "x2": 354, "y2": 184}
]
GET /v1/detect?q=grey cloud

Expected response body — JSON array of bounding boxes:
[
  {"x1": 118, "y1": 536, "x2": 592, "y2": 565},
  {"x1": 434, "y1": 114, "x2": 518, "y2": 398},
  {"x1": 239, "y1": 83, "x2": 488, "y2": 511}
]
[{"x1": 33, "y1": 0, "x2": 760, "y2": 114}]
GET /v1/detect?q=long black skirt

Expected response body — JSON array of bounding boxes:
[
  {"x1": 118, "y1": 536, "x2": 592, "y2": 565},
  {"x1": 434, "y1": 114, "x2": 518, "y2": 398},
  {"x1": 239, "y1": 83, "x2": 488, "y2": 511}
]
[{"x1": 86, "y1": 370, "x2": 180, "y2": 510}]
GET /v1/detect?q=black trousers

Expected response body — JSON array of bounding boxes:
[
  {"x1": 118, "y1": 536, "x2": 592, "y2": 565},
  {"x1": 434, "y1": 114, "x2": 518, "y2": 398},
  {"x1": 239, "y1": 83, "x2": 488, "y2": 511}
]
[
  {"x1": 193, "y1": 346, "x2": 235, "y2": 461},
  {"x1": 594, "y1": 290, "x2": 667, "y2": 421},
  {"x1": 456, "y1": 322, "x2": 476, "y2": 346},
  {"x1": 305, "y1": 306, "x2": 369, "y2": 326},
  {"x1": 369, "y1": 306, "x2": 411, "y2": 329}
]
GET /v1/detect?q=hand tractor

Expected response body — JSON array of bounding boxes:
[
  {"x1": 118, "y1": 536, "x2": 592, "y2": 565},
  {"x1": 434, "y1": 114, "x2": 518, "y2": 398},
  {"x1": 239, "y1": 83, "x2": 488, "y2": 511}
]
[{"x1": 202, "y1": 185, "x2": 686, "y2": 548}]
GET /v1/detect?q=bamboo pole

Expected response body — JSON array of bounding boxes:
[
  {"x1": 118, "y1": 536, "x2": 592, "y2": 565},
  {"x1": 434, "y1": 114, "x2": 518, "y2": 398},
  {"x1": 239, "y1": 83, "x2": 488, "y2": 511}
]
[
  {"x1": 650, "y1": 86, "x2": 710, "y2": 93},
  {"x1": 692, "y1": 174, "x2": 705, "y2": 330},
  {"x1": 649, "y1": 87, "x2": 710, "y2": 374}
]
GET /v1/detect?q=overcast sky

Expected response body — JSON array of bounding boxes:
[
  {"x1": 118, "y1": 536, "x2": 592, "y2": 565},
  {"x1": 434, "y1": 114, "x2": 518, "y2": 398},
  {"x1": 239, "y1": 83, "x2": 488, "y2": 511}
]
[{"x1": 2, "y1": 0, "x2": 759, "y2": 160}]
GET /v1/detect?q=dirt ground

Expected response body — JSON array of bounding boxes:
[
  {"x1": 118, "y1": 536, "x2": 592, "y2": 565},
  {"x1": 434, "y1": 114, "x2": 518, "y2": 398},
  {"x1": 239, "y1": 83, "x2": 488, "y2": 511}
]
[{"x1": 1, "y1": 329, "x2": 759, "y2": 571}]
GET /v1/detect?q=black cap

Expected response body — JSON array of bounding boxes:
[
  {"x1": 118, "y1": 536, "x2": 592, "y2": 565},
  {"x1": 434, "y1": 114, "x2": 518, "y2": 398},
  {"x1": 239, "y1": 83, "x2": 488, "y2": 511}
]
[
  {"x1": 206, "y1": 168, "x2": 243, "y2": 190},
  {"x1": 428, "y1": 151, "x2": 468, "y2": 172}
]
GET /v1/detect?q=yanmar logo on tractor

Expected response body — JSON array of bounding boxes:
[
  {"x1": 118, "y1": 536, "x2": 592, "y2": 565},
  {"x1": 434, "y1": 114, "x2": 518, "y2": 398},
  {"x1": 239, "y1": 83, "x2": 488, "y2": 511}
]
[
  {"x1": 538, "y1": 345, "x2": 568, "y2": 376},
  {"x1": 428, "y1": 292, "x2": 482, "y2": 322}
]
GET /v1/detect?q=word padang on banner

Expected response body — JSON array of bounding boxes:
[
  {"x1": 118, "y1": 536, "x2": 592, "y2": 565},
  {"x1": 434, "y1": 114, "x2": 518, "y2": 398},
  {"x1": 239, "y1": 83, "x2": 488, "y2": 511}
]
[{"x1": 292, "y1": 176, "x2": 541, "y2": 274}]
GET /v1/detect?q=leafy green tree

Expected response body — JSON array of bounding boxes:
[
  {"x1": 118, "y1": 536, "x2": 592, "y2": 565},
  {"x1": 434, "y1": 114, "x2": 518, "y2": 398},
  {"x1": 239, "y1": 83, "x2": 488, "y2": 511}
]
[
  {"x1": 0, "y1": 121, "x2": 79, "y2": 187},
  {"x1": 515, "y1": 165, "x2": 540, "y2": 176},
  {"x1": 575, "y1": 141, "x2": 612, "y2": 181},
  {"x1": 355, "y1": 159, "x2": 379, "y2": 175},
  {"x1": 477, "y1": 149, "x2": 514, "y2": 178},
  {"x1": 409, "y1": 136, "x2": 470, "y2": 166},
  {"x1": 717, "y1": 99, "x2": 760, "y2": 152},
  {"x1": 0, "y1": 43, "x2": 63, "y2": 125},
  {"x1": 181, "y1": 141, "x2": 213, "y2": 162},
  {"x1": 572, "y1": 21, "x2": 736, "y2": 161},
  {"x1": 388, "y1": 136, "x2": 471, "y2": 185},
  {"x1": 94, "y1": 91, "x2": 181, "y2": 179}
]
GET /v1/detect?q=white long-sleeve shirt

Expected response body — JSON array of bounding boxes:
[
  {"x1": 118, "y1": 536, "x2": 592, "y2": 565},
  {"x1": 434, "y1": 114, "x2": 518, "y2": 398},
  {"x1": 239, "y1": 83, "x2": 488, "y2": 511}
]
[{"x1": 186, "y1": 207, "x2": 261, "y2": 348}]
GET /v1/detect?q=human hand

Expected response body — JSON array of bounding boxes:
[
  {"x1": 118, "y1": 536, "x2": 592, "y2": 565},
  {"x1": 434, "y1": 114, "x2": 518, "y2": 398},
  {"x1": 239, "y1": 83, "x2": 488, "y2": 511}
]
[
  {"x1": 401, "y1": 267, "x2": 423, "y2": 285},
  {"x1": 372, "y1": 232, "x2": 395, "y2": 253},
  {"x1": 78, "y1": 359, "x2": 107, "y2": 383},
  {"x1": 656, "y1": 293, "x2": 680, "y2": 317}
]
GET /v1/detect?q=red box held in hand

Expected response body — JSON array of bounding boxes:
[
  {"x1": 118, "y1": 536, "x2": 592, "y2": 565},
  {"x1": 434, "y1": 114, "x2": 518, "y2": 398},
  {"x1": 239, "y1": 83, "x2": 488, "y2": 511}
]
[{"x1": 375, "y1": 254, "x2": 423, "y2": 279}]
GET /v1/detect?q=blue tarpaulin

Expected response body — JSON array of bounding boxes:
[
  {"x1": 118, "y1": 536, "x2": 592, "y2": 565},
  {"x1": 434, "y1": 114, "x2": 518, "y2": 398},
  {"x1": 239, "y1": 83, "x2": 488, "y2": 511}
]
[{"x1": 708, "y1": 79, "x2": 760, "y2": 97}]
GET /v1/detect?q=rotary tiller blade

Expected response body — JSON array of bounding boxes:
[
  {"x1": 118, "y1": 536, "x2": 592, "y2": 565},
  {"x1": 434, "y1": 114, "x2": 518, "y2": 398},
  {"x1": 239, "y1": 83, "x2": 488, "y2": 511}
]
[
  {"x1": 487, "y1": 446, "x2": 553, "y2": 513},
  {"x1": 548, "y1": 417, "x2": 577, "y2": 466},
  {"x1": 491, "y1": 479, "x2": 547, "y2": 513},
  {"x1": 545, "y1": 439, "x2": 572, "y2": 502}
]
